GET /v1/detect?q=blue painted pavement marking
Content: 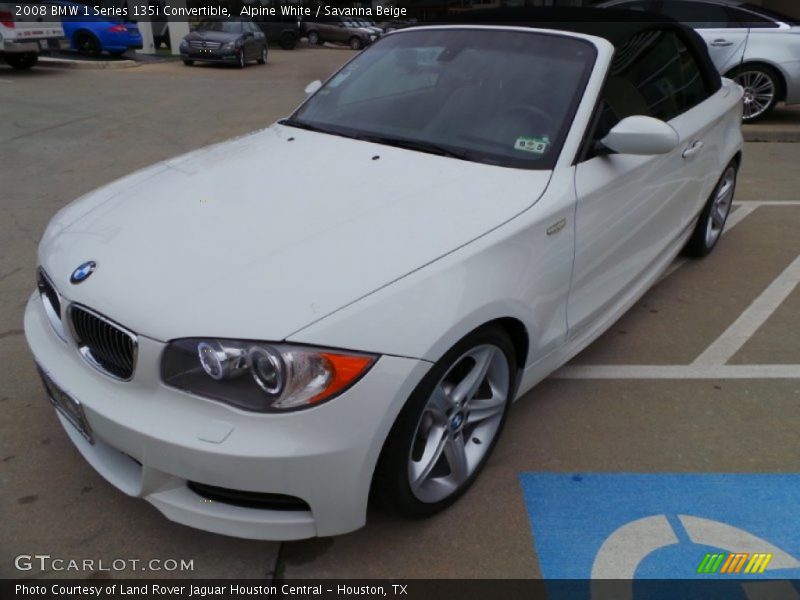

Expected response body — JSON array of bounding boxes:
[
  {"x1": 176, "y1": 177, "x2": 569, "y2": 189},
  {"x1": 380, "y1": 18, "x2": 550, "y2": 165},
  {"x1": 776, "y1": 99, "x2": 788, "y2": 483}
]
[{"x1": 519, "y1": 473, "x2": 800, "y2": 588}]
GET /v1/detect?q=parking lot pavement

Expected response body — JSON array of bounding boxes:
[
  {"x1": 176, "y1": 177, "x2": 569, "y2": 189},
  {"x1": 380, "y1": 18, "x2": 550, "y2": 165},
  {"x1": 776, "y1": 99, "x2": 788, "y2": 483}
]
[{"x1": 2, "y1": 50, "x2": 799, "y2": 581}]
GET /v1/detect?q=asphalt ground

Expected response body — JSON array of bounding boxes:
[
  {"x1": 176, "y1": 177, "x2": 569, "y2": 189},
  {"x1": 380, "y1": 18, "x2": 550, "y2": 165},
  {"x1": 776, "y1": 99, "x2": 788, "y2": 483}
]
[{"x1": 1, "y1": 48, "x2": 799, "y2": 581}]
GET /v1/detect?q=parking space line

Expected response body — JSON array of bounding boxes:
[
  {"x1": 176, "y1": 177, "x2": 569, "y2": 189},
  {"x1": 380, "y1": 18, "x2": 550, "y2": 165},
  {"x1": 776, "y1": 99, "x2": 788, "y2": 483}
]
[
  {"x1": 553, "y1": 364, "x2": 800, "y2": 379},
  {"x1": 692, "y1": 255, "x2": 800, "y2": 366}
]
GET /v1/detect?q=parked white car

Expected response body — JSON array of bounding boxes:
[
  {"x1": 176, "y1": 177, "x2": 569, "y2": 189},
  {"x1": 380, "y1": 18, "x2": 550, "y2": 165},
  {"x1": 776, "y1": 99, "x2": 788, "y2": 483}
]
[
  {"x1": 0, "y1": 2, "x2": 65, "y2": 69},
  {"x1": 600, "y1": 0, "x2": 800, "y2": 121},
  {"x1": 25, "y1": 17, "x2": 743, "y2": 540}
]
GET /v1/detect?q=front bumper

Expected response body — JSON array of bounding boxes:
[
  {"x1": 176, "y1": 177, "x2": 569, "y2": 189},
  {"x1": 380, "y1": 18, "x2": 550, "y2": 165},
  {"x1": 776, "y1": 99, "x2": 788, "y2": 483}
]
[
  {"x1": 2, "y1": 38, "x2": 69, "y2": 53},
  {"x1": 24, "y1": 292, "x2": 429, "y2": 539},
  {"x1": 779, "y1": 60, "x2": 800, "y2": 105},
  {"x1": 180, "y1": 49, "x2": 239, "y2": 62}
]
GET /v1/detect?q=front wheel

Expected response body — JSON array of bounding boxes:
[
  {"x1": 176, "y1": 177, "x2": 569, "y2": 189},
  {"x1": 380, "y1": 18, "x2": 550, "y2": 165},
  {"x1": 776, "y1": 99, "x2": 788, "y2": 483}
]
[
  {"x1": 257, "y1": 46, "x2": 267, "y2": 65},
  {"x1": 373, "y1": 326, "x2": 517, "y2": 517},
  {"x1": 349, "y1": 36, "x2": 362, "y2": 51},
  {"x1": 5, "y1": 53, "x2": 38, "y2": 70},
  {"x1": 729, "y1": 65, "x2": 780, "y2": 122},
  {"x1": 236, "y1": 49, "x2": 246, "y2": 69},
  {"x1": 182, "y1": 59, "x2": 194, "y2": 66},
  {"x1": 307, "y1": 31, "x2": 320, "y2": 46},
  {"x1": 683, "y1": 161, "x2": 738, "y2": 258}
]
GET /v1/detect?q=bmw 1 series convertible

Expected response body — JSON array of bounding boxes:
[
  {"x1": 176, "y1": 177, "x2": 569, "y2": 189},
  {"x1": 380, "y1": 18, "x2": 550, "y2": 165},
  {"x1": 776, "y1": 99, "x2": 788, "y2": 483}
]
[{"x1": 25, "y1": 10, "x2": 744, "y2": 539}]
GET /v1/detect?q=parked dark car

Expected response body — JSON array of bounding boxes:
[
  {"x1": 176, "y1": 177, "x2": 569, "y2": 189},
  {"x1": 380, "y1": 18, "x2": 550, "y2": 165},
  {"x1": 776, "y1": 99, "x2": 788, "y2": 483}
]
[
  {"x1": 301, "y1": 15, "x2": 377, "y2": 49},
  {"x1": 180, "y1": 18, "x2": 267, "y2": 68},
  {"x1": 253, "y1": 15, "x2": 300, "y2": 49}
]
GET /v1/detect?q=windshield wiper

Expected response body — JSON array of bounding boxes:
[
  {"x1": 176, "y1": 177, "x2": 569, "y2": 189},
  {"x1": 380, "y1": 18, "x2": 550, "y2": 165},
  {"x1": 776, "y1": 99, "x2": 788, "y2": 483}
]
[
  {"x1": 280, "y1": 122, "x2": 471, "y2": 161},
  {"x1": 354, "y1": 134, "x2": 471, "y2": 160},
  {"x1": 280, "y1": 118, "x2": 338, "y2": 135}
]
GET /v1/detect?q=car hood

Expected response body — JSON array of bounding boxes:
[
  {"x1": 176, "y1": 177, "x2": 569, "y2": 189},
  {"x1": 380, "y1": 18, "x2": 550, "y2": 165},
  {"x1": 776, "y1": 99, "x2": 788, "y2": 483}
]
[
  {"x1": 39, "y1": 124, "x2": 551, "y2": 343},
  {"x1": 184, "y1": 30, "x2": 239, "y2": 42}
]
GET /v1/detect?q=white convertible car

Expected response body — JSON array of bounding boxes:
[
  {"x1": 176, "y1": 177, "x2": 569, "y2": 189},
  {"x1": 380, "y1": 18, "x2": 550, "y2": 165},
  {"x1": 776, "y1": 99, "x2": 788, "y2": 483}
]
[{"x1": 25, "y1": 10, "x2": 743, "y2": 539}]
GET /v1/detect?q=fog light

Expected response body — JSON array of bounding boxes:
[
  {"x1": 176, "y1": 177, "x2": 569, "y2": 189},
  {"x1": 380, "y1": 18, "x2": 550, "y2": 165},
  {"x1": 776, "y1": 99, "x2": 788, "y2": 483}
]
[{"x1": 247, "y1": 346, "x2": 284, "y2": 395}]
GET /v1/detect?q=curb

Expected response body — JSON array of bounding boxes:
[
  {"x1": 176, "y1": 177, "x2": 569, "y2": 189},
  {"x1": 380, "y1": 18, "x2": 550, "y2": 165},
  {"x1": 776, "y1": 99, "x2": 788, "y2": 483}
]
[
  {"x1": 39, "y1": 57, "x2": 139, "y2": 70},
  {"x1": 743, "y1": 129, "x2": 800, "y2": 143}
]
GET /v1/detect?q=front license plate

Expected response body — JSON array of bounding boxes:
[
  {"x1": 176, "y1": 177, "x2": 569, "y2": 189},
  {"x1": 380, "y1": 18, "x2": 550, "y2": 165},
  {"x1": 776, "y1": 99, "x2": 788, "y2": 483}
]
[
  {"x1": 37, "y1": 367, "x2": 93, "y2": 444},
  {"x1": 39, "y1": 40, "x2": 49, "y2": 50}
]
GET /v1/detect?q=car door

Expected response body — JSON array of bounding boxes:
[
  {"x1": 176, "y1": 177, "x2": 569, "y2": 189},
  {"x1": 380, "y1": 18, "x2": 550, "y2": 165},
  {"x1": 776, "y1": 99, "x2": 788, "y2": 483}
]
[
  {"x1": 567, "y1": 28, "x2": 714, "y2": 339},
  {"x1": 658, "y1": 0, "x2": 749, "y2": 73}
]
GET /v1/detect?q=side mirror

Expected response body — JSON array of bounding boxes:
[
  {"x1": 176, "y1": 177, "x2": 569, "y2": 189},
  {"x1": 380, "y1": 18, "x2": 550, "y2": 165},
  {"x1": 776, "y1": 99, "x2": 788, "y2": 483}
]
[
  {"x1": 304, "y1": 80, "x2": 322, "y2": 95},
  {"x1": 600, "y1": 116, "x2": 679, "y2": 156}
]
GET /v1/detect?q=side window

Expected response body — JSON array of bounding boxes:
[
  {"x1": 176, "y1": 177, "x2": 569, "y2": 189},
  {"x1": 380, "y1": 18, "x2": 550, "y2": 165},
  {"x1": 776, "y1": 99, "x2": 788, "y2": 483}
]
[
  {"x1": 659, "y1": 1, "x2": 731, "y2": 28},
  {"x1": 727, "y1": 7, "x2": 780, "y2": 29},
  {"x1": 611, "y1": 1, "x2": 653, "y2": 10},
  {"x1": 589, "y1": 29, "x2": 712, "y2": 150},
  {"x1": 674, "y1": 34, "x2": 709, "y2": 111}
]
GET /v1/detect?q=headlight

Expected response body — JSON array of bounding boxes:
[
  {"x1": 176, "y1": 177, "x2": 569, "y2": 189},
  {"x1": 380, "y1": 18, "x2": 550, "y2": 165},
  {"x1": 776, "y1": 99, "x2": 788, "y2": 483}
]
[
  {"x1": 162, "y1": 338, "x2": 376, "y2": 412},
  {"x1": 222, "y1": 41, "x2": 236, "y2": 50},
  {"x1": 180, "y1": 40, "x2": 189, "y2": 49}
]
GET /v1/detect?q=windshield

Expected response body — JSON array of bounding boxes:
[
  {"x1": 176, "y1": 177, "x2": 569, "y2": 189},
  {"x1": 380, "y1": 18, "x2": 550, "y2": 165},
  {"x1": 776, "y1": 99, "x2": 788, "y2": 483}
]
[
  {"x1": 288, "y1": 28, "x2": 596, "y2": 170},
  {"x1": 197, "y1": 20, "x2": 243, "y2": 34}
]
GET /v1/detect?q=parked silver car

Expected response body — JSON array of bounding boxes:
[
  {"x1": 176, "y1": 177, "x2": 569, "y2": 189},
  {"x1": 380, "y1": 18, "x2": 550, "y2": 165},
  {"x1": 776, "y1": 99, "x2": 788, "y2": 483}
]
[{"x1": 600, "y1": 0, "x2": 800, "y2": 120}]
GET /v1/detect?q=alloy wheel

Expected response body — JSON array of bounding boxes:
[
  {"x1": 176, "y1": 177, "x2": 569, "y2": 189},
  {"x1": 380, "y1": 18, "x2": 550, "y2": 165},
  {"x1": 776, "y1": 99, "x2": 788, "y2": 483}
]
[
  {"x1": 407, "y1": 344, "x2": 510, "y2": 504},
  {"x1": 705, "y1": 166, "x2": 736, "y2": 248},
  {"x1": 735, "y1": 70, "x2": 776, "y2": 121}
]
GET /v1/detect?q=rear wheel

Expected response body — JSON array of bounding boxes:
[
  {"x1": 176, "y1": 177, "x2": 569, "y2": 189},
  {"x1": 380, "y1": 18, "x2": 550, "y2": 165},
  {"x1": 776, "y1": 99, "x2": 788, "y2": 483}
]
[
  {"x1": 307, "y1": 31, "x2": 320, "y2": 46},
  {"x1": 729, "y1": 65, "x2": 781, "y2": 122},
  {"x1": 349, "y1": 36, "x2": 362, "y2": 50},
  {"x1": 683, "y1": 161, "x2": 738, "y2": 258},
  {"x1": 373, "y1": 326, "x2": 517, "y2": 517},
  {"x1": 5, "y1": 53, "x2": 38, "y2": 70},
  {"x1": 74, "y1": 31, "x2": 101, "y2": 56}
]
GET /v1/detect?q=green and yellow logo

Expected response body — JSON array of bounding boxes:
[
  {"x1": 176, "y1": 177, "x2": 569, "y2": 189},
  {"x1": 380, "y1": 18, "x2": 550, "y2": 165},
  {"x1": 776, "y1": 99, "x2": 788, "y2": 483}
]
[{"x1": 697, "y1": 552, "x2": 773, "y2": 575}]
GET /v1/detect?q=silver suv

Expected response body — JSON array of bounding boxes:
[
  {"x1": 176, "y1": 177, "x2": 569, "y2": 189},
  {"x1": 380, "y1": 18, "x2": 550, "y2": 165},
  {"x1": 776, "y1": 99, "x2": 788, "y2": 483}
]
[{"x1": 302, "y1": 15, "x2": 376, "y2": 50}]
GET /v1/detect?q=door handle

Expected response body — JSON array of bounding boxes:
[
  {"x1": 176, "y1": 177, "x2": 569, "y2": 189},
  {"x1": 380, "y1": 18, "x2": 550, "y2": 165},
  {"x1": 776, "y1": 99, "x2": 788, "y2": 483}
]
[
  {"x1": 682, "y1": 140, "x2": 704, "y2": 159},
  {"x1": 710, "y1": 39, "x2": 733, "y2": 47}
]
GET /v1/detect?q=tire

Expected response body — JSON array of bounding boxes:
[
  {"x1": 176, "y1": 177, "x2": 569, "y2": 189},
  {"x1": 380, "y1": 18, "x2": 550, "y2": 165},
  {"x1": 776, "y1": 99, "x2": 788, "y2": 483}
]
[
  {"x1": 279, "y1": 32, "x2": 296, "y2": 50},
  {"x1": 5, "y1": 53, "x2": 38, "y2": 70},
  {"x1": 349, "y1": 36, "x2": 362, "y2": 51},
  {"x1": 683, "y1": 160, "x2": 738, "y2": 258},
  {"x1": 237, "y1": 49, "x2": 246, "y2": 69},
  {"x1": 373, "y1": 326, "x2": 517, "y2": 518},
  {"x1": 257, "y1": 46, "x2": 267, "y2": 65},
  {"x1": 182, "y1": 59, "x2": 194, "y2": 66},
  {"x1": 74, "y1": 31, "x2": 101, "y2": 56},
  {"x1": 729, "y1": 65, "x2": 781, "y2": 122},
  {"x1": 307, "y1": 31, "x2": 320, "y2": 46}
]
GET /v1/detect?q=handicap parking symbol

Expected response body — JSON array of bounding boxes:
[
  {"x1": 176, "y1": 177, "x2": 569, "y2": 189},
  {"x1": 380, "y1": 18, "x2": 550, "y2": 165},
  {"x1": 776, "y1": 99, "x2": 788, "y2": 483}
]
[{"x1": 520, "y1": 474, "x2": 800, "y2": 598}]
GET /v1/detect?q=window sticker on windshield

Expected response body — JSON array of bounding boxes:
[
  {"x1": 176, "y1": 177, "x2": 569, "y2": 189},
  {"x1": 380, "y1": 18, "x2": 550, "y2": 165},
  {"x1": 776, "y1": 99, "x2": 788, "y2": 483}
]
[{"x1": 515, "y1": 136, "x2": 550, "y2": 154}]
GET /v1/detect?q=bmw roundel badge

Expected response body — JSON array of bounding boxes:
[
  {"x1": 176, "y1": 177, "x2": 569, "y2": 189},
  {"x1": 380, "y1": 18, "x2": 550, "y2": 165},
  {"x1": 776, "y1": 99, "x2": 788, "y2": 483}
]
[{"x1": 70, "y1": 261, "x2": 97, "y2": 284}]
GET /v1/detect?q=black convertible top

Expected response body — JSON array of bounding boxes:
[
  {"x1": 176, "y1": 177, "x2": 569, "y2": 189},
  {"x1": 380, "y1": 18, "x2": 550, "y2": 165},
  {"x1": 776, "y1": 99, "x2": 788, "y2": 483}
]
[{"x1": 429, "y1": 7, "x2": 722, "y2": 94}]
